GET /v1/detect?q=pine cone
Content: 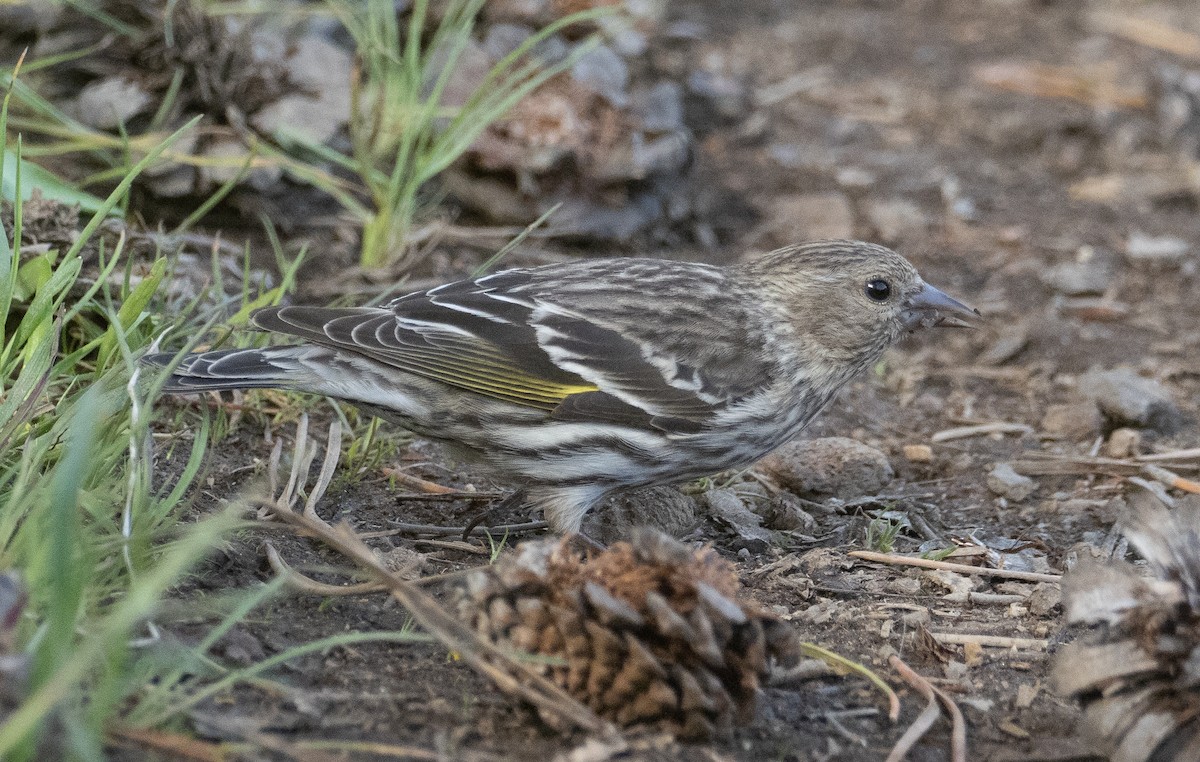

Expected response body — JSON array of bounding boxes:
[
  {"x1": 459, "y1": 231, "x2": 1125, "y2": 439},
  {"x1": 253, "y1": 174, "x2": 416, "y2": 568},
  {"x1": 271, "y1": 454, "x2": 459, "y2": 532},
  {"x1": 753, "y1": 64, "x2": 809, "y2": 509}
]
[
  {"x1": 457, "y1": 529, "x2": 801, "y2": 739},
  {"x1": 1053, "y1": 493, "x2": 1200, "y2": 761}
]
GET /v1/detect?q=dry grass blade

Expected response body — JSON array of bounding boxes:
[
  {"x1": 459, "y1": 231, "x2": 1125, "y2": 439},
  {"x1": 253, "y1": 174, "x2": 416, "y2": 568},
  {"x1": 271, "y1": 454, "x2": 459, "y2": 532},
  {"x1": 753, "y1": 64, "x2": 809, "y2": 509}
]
[
  {"x1": 930, "y1": 422, "x2": 1033, "y2": 442},
  {"x1": 304, "y1": 418, "x2": 342, "y2": 521},
  {"x1": 264, "y1": 542, "x2": 385, "y2": 596},
  {"x1": 108, "y1": 726, "x2": 224, "y2": 762},
  {"x1": 268, "y1": 507, "x2": 617, "y2": 738},
  {"x1": 930, "y1": 682, "x2": 967, "y2": 762},
  {"x1": 885, "y1": 655, "x2": 943, "y2": 762},
  {"x1": 848, "y1": 550, "x2": 1062, "y2": 583},
  {"x1": 1093, "y1": 12, "x2": 1200, "y2": 58}
]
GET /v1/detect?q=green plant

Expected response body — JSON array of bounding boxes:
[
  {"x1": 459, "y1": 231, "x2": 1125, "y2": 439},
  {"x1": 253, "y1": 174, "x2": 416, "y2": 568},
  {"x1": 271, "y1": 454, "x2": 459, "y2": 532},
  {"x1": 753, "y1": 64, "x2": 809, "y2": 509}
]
[
  {"x1": 865, "y1": 516, "x2": 904, "y2": 554},
  {"x1": 320, "y1": 0, "x2": 604, "y2": 268},
  {"x1": 0, "y1": 62, "x2": 301, "y2": 753}
]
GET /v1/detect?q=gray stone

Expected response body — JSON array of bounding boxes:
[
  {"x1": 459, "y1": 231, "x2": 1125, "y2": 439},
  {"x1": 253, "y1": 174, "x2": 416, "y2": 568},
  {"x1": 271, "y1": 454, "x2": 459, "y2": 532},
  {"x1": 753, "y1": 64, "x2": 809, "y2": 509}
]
[
  {"x1": 572, "y1": 44, "x2": 628, "y2": 106},
  {"x1": 252, "y1": 36, "x2": 353, "y2": 144},
  {"x1": 987, "y1": 463, "x2": 1036, "y2": 501},
  {"x1": 1125, "y1": 231, "x2": 1190, "y2": 263},
  {"x1": 630, "y1": 81, "x2": 684, "y2": 132},
  {"x1": 701, "y1": 489, "x2": 773, "y2": 549},
  {"x1": 0, "y1": 0, "x2": 61, "y2": 36},
  {"x1": 1040, "y1": 246, "x2": 1117, "y2": 296},
  {"x1": 583, "y1": 485, "x2": 697, "y2": 545},
  {"x1": 1078, "y1": 367, "x2": 1182, "y2": 433},
  {"x1": 72, "y1": 77, "x2": 153, "y2": 130},
  {"x1": 758, "y1": 437, "x2": 894, "y2": 499},
  {"x1": 483, "y1": 23, "x2": 534, "y2": 61},
  {"x1": 1040, "y1": 401, "x2": 1102, "y2": 440}
]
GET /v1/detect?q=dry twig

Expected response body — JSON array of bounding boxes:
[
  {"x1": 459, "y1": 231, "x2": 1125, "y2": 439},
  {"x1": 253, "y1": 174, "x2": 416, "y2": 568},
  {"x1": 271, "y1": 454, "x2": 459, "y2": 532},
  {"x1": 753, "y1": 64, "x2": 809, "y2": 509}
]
[
  {"x1": 885, "y1": 656, "x2": 943, "y2": 762},
  {"x1": 848, "y1": 550, "x2": 1062, "y2": 583}
]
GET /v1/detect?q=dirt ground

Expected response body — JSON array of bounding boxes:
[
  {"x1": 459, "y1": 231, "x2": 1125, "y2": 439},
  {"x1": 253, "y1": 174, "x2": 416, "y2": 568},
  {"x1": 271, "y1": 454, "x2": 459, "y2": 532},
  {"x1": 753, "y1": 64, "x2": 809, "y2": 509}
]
[{"x1": 127, "y1": 0, "x2": 1200, "y2": 759}]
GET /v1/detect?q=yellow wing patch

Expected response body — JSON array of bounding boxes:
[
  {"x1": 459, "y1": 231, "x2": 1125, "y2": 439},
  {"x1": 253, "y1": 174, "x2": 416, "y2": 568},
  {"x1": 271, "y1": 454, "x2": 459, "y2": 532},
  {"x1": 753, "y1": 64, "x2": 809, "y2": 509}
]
[{"x1": 377, "y1": 341, "x2": 598, "y2": 410}]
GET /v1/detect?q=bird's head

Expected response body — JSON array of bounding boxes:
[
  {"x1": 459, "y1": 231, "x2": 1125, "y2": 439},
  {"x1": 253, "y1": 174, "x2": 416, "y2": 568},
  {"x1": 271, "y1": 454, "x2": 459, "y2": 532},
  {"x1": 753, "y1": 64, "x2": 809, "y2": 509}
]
[{"x1": 741, "y1": 239, "x2": 979, "y2": 371}]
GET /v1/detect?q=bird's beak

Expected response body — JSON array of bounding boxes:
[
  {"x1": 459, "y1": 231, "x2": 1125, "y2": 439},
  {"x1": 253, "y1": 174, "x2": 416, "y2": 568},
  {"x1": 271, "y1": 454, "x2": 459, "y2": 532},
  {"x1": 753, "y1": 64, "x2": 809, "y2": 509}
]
[{"x1": 901, "y1": 282, "x2": 981, "y2": 331}]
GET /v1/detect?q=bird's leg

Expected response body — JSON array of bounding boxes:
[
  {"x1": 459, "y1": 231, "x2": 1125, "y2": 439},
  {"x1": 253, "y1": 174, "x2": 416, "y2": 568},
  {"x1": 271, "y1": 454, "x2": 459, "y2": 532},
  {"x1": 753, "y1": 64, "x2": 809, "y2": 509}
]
[{"x1": 461, "y1": 488, "x2": 529, "y2": 541}]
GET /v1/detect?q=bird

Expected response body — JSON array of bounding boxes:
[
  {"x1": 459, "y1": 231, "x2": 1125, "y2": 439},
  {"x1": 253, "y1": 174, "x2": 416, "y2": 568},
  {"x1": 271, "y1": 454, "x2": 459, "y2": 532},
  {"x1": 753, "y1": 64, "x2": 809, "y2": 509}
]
[{"x1": 145, "y1": 239, "x2": 978, "y2": 534}]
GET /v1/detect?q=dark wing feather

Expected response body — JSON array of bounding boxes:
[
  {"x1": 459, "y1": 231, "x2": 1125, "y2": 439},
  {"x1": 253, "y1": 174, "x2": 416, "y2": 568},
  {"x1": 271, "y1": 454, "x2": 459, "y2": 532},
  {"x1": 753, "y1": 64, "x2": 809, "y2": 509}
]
[{"x1": 249, "y1": 260, "x2": 767, "y2": 428}]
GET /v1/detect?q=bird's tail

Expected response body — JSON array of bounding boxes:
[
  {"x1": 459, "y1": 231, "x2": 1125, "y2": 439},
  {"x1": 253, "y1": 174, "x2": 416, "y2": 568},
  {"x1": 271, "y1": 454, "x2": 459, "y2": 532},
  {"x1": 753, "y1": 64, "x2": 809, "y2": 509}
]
[{"x1": 143, "y1": 347, "x2": 312, "y2": 393}]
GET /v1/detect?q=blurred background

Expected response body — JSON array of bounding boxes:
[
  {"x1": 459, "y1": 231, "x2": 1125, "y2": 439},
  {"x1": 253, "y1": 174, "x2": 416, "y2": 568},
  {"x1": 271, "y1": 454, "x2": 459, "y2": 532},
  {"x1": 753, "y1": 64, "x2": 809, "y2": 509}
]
[{"x1": 0, "y1": 1, "x2": 1198, "y2": 759}]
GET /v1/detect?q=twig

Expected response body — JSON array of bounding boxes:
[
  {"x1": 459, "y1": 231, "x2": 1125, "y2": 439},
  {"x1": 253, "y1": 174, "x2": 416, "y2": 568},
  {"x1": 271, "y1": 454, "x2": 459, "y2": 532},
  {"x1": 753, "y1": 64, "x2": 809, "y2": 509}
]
[
  {"x1": 267, "y1": 507, "x2": 617, "y2": 739},
  {"x1": 265, "y1": 543, "x2": 386, "y2": 596},
  {"x1": 929, "y1": 632, "x2": 1048, "y2": 651},
  {"x1": 356, "y1": 520, "x2": 549, "y2": 539},
  {"x1": 1138, "y1": 447, "x2": 1200, "y2": 462},
  {"x1": 381, "y1": 467, "x2": 460, "y2": 494},
  {"x1": 966, "y1": 592, "x2": 1027, "y2": 605},
  {"x1": 1010, "y1": 452, "x2": 1199, "y2": 476},
  {"x1": 389, "y1": 491, "x2": 505, "y2": 502},
  {"x1": 1093, "y1": 12, "x2": 1200, "y2": 58},
  {"x1": 1143, "y1": 464, "x2": 1200, "y2": 495},
  {"x1": 885, "y1": 656, "x2": 942, "y2": 762},
  {"x1": 930, "y1": 682, "x2": 967, "y2": 762},
  {"x1": 412, "y1": 538, "x2": 491, "y2": 555},
  {"x1": 931, "y1": 423, "x2": 1032, "y2": 443},
  {"x1": 848, "y1": 550, "x2": 1062, "y2": 583}
]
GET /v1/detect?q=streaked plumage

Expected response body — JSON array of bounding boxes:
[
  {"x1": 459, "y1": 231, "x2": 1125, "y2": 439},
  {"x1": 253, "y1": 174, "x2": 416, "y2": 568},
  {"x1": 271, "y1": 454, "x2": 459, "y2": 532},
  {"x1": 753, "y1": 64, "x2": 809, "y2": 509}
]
[{"x1": 146, "y1": 240, "x2": 978, "y2": 532}]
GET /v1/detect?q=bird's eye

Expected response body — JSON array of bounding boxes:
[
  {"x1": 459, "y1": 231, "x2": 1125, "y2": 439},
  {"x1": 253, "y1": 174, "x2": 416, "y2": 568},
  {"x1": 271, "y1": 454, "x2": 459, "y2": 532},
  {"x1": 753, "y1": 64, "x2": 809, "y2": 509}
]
[{"x1": 864, "y1": 279, "x2": 891, "y2": 302}]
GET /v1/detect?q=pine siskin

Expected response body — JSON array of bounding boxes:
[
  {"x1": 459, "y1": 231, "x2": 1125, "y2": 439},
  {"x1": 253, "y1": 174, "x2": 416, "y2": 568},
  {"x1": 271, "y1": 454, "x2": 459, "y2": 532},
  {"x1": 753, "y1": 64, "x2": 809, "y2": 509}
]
[{"x1": 146, "y1": 240, "x2": 978, "y2": 532}]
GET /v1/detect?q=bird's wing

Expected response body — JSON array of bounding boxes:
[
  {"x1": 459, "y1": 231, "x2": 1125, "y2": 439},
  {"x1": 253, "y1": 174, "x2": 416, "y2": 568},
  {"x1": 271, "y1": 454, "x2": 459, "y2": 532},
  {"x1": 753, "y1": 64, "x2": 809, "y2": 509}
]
[{"x1": 251, "y1": 265, "x2": 767, "y2": 431}]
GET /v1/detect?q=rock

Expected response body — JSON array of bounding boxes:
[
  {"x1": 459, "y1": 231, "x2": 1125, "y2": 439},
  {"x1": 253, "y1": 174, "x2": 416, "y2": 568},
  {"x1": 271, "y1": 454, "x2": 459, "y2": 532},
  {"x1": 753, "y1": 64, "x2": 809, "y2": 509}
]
[
  {"x1": 426, "y1": 37, "x2": 493, "y2": 110},
  {"x1": 765, "y1": 192, "x2": 855, "y2": 244},
  {"x1": 1078, "y1": 367, "x2": 1182, "y2": 433},
  {"x1": 199, "y1": 135, "x2": 283, "y2": 190},
  {"x1": 863, "y1": 197, "x2": 927, "y2": 244},
  {"x1": 760, "y1": 493, "x2": 816, "y2": 532},
  {"x1": 987, "y1": 463, "x2": 1036, "y2": 501},
  {"x1": 630, "y1": 81, "x2": 684, "y2": 132},
  {"x1": 1125, "y1": 231, "x2": 1190, "y2": 263},
  {"x1": 483, "y1": 23, "x2": 534, "y2": 60},
  {"x1": 758, "y1": 437, "x2": 894, "y2": 499},
  {"x1": 72, "y1": 77, "x2": 153, "y2": 130},
  {"x1": 0, "y1": 0, "x2": 62, "y2": 37},
  {"x1": 583, "y1": 486, "x2": 697, "y2": 545},
  {"x1": 1105, "y1": 427, "x2": 1142, "y2": 458},
  {"x1": 886, "y1": 576, "x2": 922, "y2": 595},
  {"x1": 835, "y1": 167, "x2": 876, "y2": 190},
  {"x1": 1040, "y1": 245, "x2": 1117, "y2": 296},
  {"x1": 251, "y1": 36, "x2": 353, "y2": 144},
  {"x1": 571, "y1": 44, "x2": 629, "y2": 106},
  {"x1": 1041, "y1": 401, "x2": 1101, "y2": 440},
  {"x1": 1028, "y1": 582, "x2": 1062, "y2": 617},
  {"x1": 685, "y1": 69, "x2": 749, "y2": 121},
  {"x1": 700, "y1": 489, "x2": 773, "y2": 550},
  {"x1": 902, "y1": 444, "x2": 934, "y2": 463}
]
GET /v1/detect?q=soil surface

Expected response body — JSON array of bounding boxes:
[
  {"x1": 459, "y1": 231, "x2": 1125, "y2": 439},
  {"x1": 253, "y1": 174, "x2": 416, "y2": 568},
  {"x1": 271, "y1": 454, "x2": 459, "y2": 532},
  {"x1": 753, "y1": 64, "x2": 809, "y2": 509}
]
[{"x1": 128, "y1": 0, "x2": 1200, "y2": 760}]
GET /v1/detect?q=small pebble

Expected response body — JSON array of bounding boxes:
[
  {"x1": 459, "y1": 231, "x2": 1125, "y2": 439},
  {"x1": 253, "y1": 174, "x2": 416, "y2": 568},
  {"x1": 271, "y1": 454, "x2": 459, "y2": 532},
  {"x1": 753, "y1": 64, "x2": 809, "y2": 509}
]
[
  {"x1": 1077, "y1": 367, "x2": 1182, "y2": 433},
  {"x1": 903, "y1": 444, "x2": 934, "y2": 462},
  {"x1": 1125, "y1": 231, "x2": 1190, "y2": 263},
  {"x1": 987, "y1": 463, "x2": 1036, "y2": 502},
  {"x1": 1105, "y1": 427, "x2": 1142, "y2": 458}
]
